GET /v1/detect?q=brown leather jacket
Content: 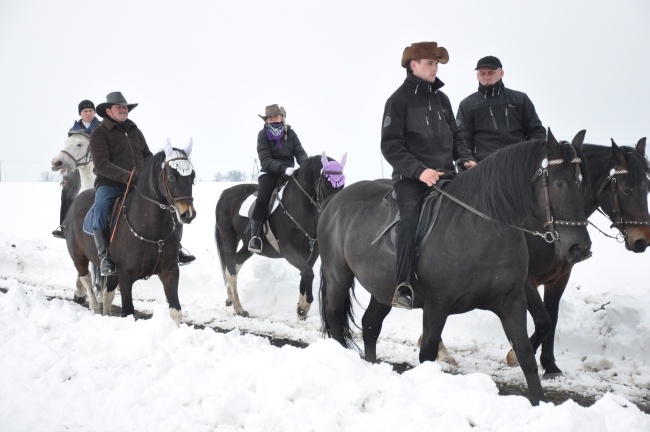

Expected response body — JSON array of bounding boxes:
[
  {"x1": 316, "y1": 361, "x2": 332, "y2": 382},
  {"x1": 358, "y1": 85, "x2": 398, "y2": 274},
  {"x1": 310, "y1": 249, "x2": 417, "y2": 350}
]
[{"x1": 89, "y1": 117, "x2": 153, "y2": 188}]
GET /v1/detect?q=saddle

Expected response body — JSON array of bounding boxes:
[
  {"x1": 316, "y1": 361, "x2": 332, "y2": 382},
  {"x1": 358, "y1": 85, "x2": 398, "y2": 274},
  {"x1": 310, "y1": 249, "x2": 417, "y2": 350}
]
[
  {"x1": 244, "y1": 181, "x2": 289, "y2": 253},
  {"x1": 82, "y1": 194, "x2": 127, "y2": 236},
  {"x1": 371, "y1": 179, "x2": 449, "y2": 256}
]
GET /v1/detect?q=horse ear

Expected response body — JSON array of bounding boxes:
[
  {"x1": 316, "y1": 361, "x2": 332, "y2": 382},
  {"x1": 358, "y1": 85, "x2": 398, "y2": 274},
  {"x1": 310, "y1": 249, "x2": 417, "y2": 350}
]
[
  {"x1": 164, "y1": 139, "x2": 174, "y2": 158},
  {"x1": 547, "y1": 128, "x2": 558, "y2": 145},
  {"x1": 611, "y1": 139, "x2": 627, "y2": 167},
  {"x1": 339, "y1": 153, "x2": 347, "y2": 169},
  {"x1": 546, "y1": 128, "x2": 560, "y2": 155},
  {"x1": 321, "y1": 151, "x2": 329, "y2": 168},
  {"x1": 571, "y1": 130, "x2": 586, "y2": 151},
  {"x1": 635, "y1": 137, "x2": 646, "y2": 157},
  {"x1": 184, "y1": 137, "x2": 193, "y2": 156}
]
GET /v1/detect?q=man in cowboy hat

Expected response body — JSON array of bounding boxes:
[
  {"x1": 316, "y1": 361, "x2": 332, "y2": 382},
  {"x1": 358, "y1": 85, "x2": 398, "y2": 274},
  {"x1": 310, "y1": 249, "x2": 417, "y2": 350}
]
[
  {"x1": 52, "y1": 99, "x2": 102, "y2": 239},
  {"x1": 89, "y1": 91, "x2": 195, "y2": 275},
  {"x1": 457, "y1": 55, "x2": 546, "y2": 162},
  {"x1": 380, "y1": 41, "x2": 477, "y2": 309}
]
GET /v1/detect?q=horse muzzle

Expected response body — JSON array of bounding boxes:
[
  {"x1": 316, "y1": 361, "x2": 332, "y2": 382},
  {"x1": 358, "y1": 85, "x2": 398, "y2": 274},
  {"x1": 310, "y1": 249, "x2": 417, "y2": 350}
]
[
  {"x1": 554, "y1": 228, "x2": 592, "y2": 264},
  {"x1": 175, "y1": 201, "x2": 196, "y2": 224},
  {"x1": 624, "y1": 226, "x2": 650, "y2": 253}
]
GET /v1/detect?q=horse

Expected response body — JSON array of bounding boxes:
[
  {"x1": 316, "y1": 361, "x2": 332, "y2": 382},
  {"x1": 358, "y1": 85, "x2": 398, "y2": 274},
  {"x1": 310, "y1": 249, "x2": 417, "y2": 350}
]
[
  {"x1": 64, "y1": 140, "x2": 196, "y2": 325},
  {"x1": 215, "y1": 152, "x2": 346, "y2": 319},
  {"x1": 508, "y1": 137, "x2": 650, "y2": 377},
  {"x1": 318, "y1": 131, "x2": 591, "y2": 405},
  {"x1": 50, "y1": 130, "x2": 95, "y2": 193}
]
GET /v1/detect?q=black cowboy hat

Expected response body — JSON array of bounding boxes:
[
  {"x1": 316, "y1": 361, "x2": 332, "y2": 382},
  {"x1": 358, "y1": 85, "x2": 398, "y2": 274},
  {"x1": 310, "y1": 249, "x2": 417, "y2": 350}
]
[{"x1": 96, "y1": 92, "x2": 139, "y2": 118}]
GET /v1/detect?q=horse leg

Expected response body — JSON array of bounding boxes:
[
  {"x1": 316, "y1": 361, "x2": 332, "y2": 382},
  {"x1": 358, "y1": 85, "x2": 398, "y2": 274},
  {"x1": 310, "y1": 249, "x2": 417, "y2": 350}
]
[
  {"x1": 497, "y1": 291, "x2": 546, "y2": 406},
  {"x1": 361, "y1": 296, "x2": 392, "y2": 363},
  {"x1": 506, "y1": 279, "x2": 552, "y2": 367},
  {"x1": 225, "y1": 249, "x2": 252, "y2": 317},
  {"x1": 319, "y1": 265, "x2": 357, "y2": 351},
  {"x1": 78, "y1": 272, "x2": 102, "y2": 314},
  {"x1": 296, "y1": 268, "x2": 314, "y2": 320},
  {"x1": 419, "y1": 305, "x2": 448, "y2": 363},
  {"x1": 101, "y1": 276, "x2": 116, "y2": 317},
  {"x1": 117, "y1": 274, "x2": 136, "y2": 318},
  {"x1": 159, "y1": 269, "x2": 182, "y2": 326},
  {"x1": 73, "y1": 276, "x2": 86, "y2": 304},
  {"x1": 540, "y1": 275, "x2": 570, "y2": 378}
]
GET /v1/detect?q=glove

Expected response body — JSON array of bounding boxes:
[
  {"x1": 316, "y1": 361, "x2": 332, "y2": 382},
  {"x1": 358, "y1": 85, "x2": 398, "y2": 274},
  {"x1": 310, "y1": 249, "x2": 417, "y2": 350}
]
[{"x1": 284, "y1": 167, "x2": 295, "y2": 176}]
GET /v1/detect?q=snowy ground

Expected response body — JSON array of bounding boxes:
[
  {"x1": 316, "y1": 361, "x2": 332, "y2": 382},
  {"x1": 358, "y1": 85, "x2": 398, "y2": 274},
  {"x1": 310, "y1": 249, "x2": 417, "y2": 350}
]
[{"x1": 0, "y1": 182, "x2": 648, "y2": 431}]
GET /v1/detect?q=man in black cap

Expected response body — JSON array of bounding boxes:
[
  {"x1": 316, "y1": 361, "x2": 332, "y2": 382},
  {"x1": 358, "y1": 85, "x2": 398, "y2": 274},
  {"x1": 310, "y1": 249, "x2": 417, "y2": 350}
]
[
  {"x1": 381, "y1": 41, "x2": 477, "y2": 309},
  {"x1": 456, "y1": 56, "x2": 546, "y2": 162},
  {"x1": 52, "y1": 99, "x2": 101, "y2": 239},
  {"x1": 89, "y1": 91, "x2": 195, "y2": 275}
]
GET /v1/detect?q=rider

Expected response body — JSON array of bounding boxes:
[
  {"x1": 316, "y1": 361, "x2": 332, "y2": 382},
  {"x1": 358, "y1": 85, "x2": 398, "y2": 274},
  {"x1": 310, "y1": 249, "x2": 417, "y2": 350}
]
[
  {"x1": 248, "y1": 104, "x2": 309, "y2": 254},
  {"x1": 456, "y1": 55, "x2": 546, "y2": 162},
  {"x1": 90, "y1": 91, "x2": 195, "y2": 276},
  {"x1": 380, "y1": 41, "x2": 477, "y2": 309},
  {"x1": 52, "y1": 99, "x2": 101, "y2": 239}
]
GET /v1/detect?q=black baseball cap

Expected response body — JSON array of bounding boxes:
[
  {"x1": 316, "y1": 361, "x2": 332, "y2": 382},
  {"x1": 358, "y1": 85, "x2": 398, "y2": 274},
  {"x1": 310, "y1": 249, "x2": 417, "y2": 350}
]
[{"x1": 475, "y1": 56, "x2": 502, "y2": 70}]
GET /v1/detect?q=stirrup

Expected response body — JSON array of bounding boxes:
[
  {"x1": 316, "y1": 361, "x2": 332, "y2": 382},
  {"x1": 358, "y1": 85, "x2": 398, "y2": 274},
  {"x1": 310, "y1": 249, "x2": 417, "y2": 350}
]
[
  {"x1": 52, "y1": 226, "x2": 65, "y2": 239},
  {"x1": 391, "y1": 282, "x2": 414, "y2": 310},
  {"x1": 100, "y1": 257, "x2": 117, "y2": 276},
  {"x1": 248, "y1": 236, "x2": 262, "y2": 254},
  {"x1": 178, "y1": 248, "x2": 196, "y2": 266}
]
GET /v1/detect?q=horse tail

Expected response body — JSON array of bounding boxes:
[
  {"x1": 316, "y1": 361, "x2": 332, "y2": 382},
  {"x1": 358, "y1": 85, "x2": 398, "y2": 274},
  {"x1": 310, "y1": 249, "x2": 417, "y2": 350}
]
[
  {"x1": 214, "y1": 222, "x2": 228, "y2": 285},
  {"x1": 319, "y1": 265, "x2": 360, "y2": 352}
]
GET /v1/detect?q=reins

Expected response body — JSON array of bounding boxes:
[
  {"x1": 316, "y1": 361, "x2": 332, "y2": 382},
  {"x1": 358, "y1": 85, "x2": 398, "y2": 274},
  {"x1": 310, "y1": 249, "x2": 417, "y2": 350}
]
[{"x1": 433, "y1": 155, "x2": 587, "y2": 243}]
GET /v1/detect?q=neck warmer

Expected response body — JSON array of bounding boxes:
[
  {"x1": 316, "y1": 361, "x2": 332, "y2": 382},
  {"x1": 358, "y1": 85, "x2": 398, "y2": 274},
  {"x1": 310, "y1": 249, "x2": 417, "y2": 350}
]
[{"x1": 265, "y1": 122, "x2": 285, "y2": 148}]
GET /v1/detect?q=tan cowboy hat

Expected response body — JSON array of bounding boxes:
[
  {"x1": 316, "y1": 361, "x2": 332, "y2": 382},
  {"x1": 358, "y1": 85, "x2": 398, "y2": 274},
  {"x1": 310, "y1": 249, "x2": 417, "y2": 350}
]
[
  {"x1": 401, "y1": 41, "x2": 449, "y2": 68},
  {"x1": 96, "y1": 92, "x2": 139, "y2": 118},
  {"x1": 258, "y1": 104, "x2": 286, "y2": 121}
]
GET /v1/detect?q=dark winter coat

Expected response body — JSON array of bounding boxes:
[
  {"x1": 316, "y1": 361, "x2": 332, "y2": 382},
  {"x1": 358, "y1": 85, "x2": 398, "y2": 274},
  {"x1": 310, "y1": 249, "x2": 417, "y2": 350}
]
[
  {"x1": 257, "y1": 125, "x2": 309, "y2": 175},
  {"x1": 381, "y1": 73, "x2": 475, "y2": 181},
  {"x1": 70, "y1": 117, "x2": 100, "y2": 135},
  {"x1": 456, "y1": 79, "x2": 546, "y2": 162},
  {"x1": 89, "y1": 117, "x2": 153, "y2": 188}
]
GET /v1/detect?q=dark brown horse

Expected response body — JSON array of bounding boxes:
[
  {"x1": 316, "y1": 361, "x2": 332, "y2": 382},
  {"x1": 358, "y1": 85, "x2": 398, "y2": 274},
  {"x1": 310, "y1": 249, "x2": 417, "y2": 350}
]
[
  {"x1": 64, "y1": 141, "x2": 196, "y2": 324},
  {"x1": 510, "y1": 137, "x2": 650, "y2": 376},
  {"x1": 318, "y1": 131, "x2": 591, "y2": 405},
  {"x1": 215, "y1": 153, "x2": 346, "y2": 319}
]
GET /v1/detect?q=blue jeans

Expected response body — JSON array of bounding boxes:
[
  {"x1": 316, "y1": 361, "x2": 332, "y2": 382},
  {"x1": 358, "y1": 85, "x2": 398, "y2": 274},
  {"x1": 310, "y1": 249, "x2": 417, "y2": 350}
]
[{"x1": 92, "y1": 185, "x2": 126, "y2": 230}]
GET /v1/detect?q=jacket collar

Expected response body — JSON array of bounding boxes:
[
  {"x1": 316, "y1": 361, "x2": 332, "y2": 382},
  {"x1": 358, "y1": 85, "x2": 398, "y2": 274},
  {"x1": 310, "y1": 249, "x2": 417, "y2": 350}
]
[
  {"x1": 478, "y1": 79, "x2": 505, "y2": 97},
  {"x1": 404, "y1": 73, "x2": 445, "y2": 96}
]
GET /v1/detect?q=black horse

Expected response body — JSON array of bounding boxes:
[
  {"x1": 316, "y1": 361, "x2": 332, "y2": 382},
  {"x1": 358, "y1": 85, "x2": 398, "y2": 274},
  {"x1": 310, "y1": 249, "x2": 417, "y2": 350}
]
[
  {"x1": 513, "y1": 137, "x2": 650, "y2": 377},
  {"x1": 64, "y1": 142, "x2": 196, "y2": 324},
  {"x1": 318, "y1": 131, "x2": 591, "y2": 405},
  {"x1": 215, "y1": 152, "x2": 346, "y2": 319}
]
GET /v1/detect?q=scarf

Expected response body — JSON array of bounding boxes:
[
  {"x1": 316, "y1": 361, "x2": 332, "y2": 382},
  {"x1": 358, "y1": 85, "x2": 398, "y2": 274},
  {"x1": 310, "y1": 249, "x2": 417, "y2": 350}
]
[{"x1": 265, "y1": 122, "x2": 285, "y2": 149}]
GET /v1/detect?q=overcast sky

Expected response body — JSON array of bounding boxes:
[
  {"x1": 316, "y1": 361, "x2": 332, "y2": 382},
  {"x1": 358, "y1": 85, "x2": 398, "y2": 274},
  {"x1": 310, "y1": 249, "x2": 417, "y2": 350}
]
[{"x1": 1, "y1": 0, "x2": 648, "y2": 182}]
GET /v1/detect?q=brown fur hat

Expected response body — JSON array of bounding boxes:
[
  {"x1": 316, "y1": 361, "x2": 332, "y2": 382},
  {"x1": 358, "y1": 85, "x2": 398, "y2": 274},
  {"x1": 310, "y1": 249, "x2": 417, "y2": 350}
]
[{"x1": 401, "y1": 42, "x2": 449, "y2": 68}]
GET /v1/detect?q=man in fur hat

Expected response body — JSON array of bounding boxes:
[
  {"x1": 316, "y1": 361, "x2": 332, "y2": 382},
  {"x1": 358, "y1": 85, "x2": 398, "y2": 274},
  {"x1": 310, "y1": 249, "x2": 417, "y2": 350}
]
[
  {"x1": 380, "y1": 41, "x2": 477, "y2": 309},
  {"x1": 457, "y1": 56, "x2": 546, "y2": 162},
  {"x1": 90, "y1": 92, "x2": 195, "y2": 275}
]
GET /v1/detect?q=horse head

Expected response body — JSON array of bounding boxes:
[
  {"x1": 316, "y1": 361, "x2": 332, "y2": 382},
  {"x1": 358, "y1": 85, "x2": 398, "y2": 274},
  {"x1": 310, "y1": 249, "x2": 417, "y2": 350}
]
[
  {"x1": 600, "y1": 137, "x2": 650, "y2": 252},
  {"x1": 541, "y1": 128, "x2": 591, "y2": 263},
  {"x1": 51, "y1": 130, "x2": 91, "y2": 176}
]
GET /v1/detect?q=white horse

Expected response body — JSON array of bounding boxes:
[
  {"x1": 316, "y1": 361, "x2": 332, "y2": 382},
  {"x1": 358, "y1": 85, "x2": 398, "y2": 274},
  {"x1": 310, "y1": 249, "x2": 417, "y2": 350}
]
[{"x1": 50, "y1": 130, "x2": 95, "y2": 193}]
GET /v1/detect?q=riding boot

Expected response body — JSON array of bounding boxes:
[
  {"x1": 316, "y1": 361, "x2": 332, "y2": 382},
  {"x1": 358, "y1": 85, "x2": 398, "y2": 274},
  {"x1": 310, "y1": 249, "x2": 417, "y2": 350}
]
[
  {"x1": 52, "y1": 225, "x2": 65, "y2": 239},
  {"x1": 93, "y1": 228, "x2": 116, "y2": 276},
  {"x1": 248, "y1": 219, "x2": 263, "y2": 254},
  {"x1": 178, "y1": 245, "x2": 196, "y2": 266}
]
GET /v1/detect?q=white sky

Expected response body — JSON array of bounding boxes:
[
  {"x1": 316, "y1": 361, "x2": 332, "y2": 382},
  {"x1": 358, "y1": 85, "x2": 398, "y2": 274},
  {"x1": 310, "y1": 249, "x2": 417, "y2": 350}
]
[
  {"x1": 0, "y1": 182, "x2": 649, "y2": 430},
  {"x1": 1, "y1": 0, "x2": 649, "y2": 182}
]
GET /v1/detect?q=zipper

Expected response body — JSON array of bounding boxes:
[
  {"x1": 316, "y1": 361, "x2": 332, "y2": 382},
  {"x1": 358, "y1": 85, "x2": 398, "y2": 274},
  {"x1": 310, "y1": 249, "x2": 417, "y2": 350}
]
[
  {"x1": 489, "y1": 107, "x2": 497, "y2": 129},
  {"x1": 505, "y1": 107, "x2": 510, "y2": 129}
]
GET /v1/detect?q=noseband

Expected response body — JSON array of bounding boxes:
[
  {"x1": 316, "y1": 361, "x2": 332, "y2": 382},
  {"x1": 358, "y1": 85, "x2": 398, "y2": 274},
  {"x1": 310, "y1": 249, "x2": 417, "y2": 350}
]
[{"x1": 60, "y1": 147, "x2": 92, "y2": 169}]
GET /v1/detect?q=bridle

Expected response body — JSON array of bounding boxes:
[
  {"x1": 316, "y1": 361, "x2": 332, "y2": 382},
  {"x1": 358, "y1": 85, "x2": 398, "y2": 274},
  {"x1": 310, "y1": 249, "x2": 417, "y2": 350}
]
[
  {"x1": 277, "y1": 167, "x2": 344, "y2": 260},
  {"x1": 59, "y1": 146, "x2": 92, "y2": 169},
  {"x1": 433, "y1": 154, "x2": 587, "y2": 243},
  {"x1": 591, "y1": 167, "x2": 650, "y2": 241}
]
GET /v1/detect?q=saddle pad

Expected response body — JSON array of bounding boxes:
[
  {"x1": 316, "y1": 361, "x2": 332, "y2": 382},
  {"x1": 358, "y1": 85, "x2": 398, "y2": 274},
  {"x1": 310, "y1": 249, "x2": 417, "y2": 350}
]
[
  {"x1": 83, "y1": 206, "x2": 94, "y2": 236},
  {"x1": 238, "y1": 183, "x2": 287, "y2": 217}
]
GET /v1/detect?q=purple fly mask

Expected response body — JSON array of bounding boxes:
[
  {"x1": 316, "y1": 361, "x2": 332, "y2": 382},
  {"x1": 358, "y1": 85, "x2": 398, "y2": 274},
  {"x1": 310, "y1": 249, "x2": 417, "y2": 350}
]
[
  {"x1": 321, "y1": 152, "x2": 347, "y2": 188},
  {"x1": 163, "y1": 138, "x2": 194, "y2": 176}
]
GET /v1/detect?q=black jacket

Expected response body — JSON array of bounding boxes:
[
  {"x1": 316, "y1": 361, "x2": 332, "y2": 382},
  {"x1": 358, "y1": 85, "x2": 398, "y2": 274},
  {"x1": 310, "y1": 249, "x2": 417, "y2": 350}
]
[
  {"x1": 381, "y1": 74, "x2": 474, "y2": 181},
  {"x1": 257, "y1": 125, "x2": 309, "y2": 175},
  {"x1": 457, "y1": 79, "x2": 546, "y2": 161}
]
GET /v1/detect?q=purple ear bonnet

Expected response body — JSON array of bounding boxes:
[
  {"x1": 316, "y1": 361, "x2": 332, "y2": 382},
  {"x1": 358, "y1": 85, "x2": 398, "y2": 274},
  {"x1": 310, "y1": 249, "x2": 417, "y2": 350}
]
[{"x1": 321, "y1": 152, "x2": 347, "y2": 188}]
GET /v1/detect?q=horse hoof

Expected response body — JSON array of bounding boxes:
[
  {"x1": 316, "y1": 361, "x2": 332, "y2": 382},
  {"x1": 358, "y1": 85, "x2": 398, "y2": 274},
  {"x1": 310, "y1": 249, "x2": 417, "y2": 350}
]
[
  {"x1": 236, "y1": 310, "x2": 250, "y2": 318},
  {"x1": 225, "y1": 299, "x2": 232, "y2": 307},
  {"x1": 297, "y1": 308, "x2": 308, "y2": 320},
  {"x1": 73, "y1": 295, "x2": 86, "y2": 305},
  {"x1": 506, "y1": 349, "x2": 519, "y2": 367},
  {"x1": 543, "y1": 371, "x2": 563, "y2": 379}
]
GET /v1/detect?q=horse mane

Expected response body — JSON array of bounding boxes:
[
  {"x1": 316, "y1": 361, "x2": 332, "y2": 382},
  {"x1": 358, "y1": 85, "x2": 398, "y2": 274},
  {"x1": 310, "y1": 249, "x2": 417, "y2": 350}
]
[
  {"x1": 446, "y1": 139, "x2": 582, "y2": 225},
  {"x1": 582, "y1": 143, "x2": 650, "y2": 196},
  {"x1": 295, "y1": 154, "x2": 329, "y2": 190}
]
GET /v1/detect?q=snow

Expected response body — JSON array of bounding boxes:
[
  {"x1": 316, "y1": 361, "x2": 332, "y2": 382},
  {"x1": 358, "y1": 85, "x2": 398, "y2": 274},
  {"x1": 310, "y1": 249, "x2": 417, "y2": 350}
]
[{"x1": 0, "y1": 181, "x2": 648, "y2": 431}]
